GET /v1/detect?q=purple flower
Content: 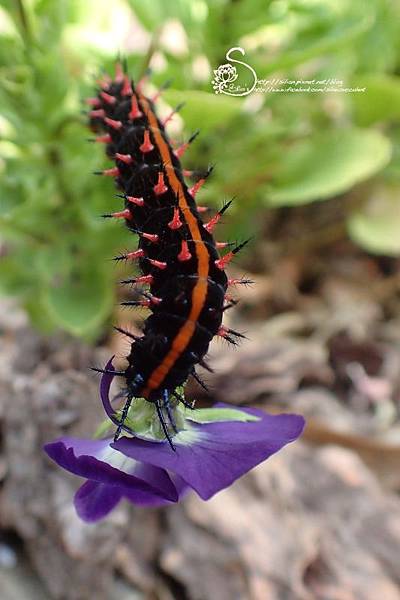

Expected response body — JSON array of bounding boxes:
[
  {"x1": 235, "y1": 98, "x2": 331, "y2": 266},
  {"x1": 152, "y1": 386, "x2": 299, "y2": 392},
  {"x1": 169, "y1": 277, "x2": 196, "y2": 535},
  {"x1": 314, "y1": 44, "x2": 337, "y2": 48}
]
[{"x1": 44, "y1": 364, "x2": 305, "y2": 522}]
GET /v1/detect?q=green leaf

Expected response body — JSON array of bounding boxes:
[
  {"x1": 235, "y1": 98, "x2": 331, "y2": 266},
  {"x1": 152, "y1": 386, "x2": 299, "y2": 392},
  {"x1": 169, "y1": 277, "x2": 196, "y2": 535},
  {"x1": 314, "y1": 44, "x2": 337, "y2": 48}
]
[
  {"x1": 347, "y1": 185, "x2": 400, "y2": 256},
  {"x1": 0, "y1": 255, "x2": 34, "y2": 296},
  {"x1": 185, "y1": 407, "x2": 260, "y2": 424},
  {"x1": 43, "y1": 264, "x2": 114, "y2": 338},
  {"x1": 267, "y1": 129, "x2": 392, "y2": 206},
  {"x1": 126, "y1": 0, "x2": 195, "y2": 33},
  {"x1": 25, "y1": 292, "x2": 57, "y2": 334},
  {"x1": 125, "y1": 0, "x2": 171, "y2": 30},
  {"x1": 258, "y1": 13, "x2": 373, "y2": 76},
  {"x1": 351, "y1": 74, "x2": 400, "y2": 126},
  {"x1": 163, "y1": 89, "x2": 243, "y2": 132}
]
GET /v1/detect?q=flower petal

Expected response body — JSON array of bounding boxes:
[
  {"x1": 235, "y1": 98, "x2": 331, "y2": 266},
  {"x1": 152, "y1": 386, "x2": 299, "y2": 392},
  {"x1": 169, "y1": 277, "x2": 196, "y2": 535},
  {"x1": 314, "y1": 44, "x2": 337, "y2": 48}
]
[
  {"x1": 123, "y1": 483, "x2": 183, "y2": 507},
  {"x1": 99, "y1": 356, "x2": 119, "y2": 422},
  {"x1": 74, "y1": 481, "x2": 123, "y2": 522},
  {"x1": 44, "y1": 437, "x2": 178, "y2": 502},
  {"x1": 113, "y1": 406, "x2": 305, "y2": 500},
  {"x1": 74, "y1": 477, "x2": 182, "y2": 522},
  {"x1": 74, "y1": 473, "x2": 191, "y2": 522}
]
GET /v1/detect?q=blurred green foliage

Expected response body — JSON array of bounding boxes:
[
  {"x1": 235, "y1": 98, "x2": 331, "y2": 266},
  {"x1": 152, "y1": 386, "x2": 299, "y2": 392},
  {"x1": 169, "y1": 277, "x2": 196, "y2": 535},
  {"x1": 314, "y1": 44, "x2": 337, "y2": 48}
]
[{"x1": 1, "y1": 0, "x2": 400, "y2": 339}]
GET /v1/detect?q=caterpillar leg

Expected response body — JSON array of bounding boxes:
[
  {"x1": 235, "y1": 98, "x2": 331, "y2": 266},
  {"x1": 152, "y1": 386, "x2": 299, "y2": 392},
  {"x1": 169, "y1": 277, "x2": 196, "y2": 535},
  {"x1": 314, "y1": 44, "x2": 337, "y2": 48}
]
[
  {"x1": 156, "y1": 398, "x2": 176, "y2": 451},
  {"x1": 91, "y1": 366, "x2": 126, "y2": 376},
  {"x1": 162, "y1": 389, "x2": 178, "y2": 434},
  {"x1": 191, "y1": 369, "x2": 210, "y2": 393},
  {"x1": 114, "y1": 394, "x2": 133, "y2": 442},
  {"x1": 173, "y1": 391, "x2": 195, "y2": 410}
]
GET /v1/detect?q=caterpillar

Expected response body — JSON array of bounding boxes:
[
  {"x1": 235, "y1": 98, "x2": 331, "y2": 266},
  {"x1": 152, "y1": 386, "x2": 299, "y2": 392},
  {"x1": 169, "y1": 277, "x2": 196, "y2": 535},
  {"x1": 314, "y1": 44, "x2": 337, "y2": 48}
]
[{"x1": 88, "y1": 64, "x2": 250, "y2": 448}]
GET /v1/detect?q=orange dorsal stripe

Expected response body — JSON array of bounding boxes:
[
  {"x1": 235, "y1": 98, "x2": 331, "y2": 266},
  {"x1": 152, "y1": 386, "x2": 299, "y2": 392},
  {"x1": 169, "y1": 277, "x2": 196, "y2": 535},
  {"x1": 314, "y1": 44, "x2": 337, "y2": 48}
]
[{"x1": 137, "y1": 95, "x2": 210, "y2": 396}]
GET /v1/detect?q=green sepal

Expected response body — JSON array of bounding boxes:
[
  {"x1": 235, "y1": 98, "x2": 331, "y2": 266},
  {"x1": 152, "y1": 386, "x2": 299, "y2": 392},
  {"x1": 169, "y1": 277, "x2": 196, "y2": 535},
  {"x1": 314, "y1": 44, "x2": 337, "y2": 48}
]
[
  {"x1": 93, "y1": 418, "x2": 114, "y2": 440},
  {"x1": 182, "y1": 407, "x2": 260, "y2": 424},
  {"x1": 93, "y1": 400, "x2": 260, "y2": 442}
]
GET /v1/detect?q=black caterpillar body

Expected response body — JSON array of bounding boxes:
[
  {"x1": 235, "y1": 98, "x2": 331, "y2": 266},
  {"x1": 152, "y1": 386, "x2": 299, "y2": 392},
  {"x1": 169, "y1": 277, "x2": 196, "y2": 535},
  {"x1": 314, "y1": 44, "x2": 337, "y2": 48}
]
[{"x1": 89, "y1": 65, "x2": 248, "y2": 446}]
